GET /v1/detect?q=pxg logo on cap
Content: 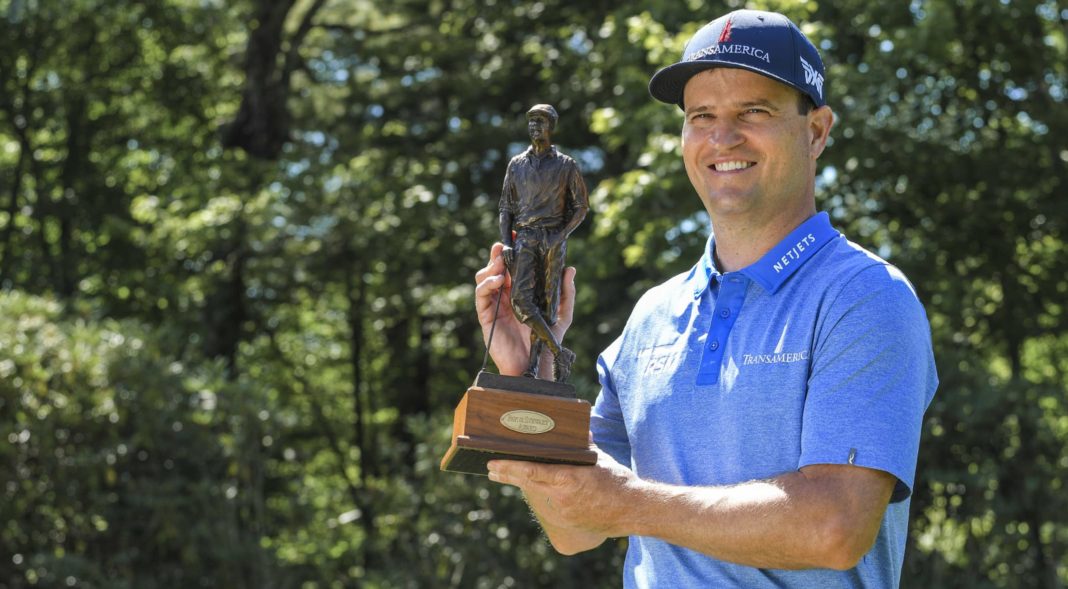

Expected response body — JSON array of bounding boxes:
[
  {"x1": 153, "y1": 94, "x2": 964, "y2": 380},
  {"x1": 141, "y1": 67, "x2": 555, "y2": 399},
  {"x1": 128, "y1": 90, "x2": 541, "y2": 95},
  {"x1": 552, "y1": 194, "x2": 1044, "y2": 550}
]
[{"x1": 649, "y1": 10, "x2": 827, "y2": 110}]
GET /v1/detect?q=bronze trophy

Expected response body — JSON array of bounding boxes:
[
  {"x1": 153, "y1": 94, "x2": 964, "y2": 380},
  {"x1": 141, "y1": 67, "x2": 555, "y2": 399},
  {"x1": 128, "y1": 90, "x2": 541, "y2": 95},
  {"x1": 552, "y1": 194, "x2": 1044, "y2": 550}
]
[{"x1": 441, "y1": 104, "x2": 597, "y2": 475}]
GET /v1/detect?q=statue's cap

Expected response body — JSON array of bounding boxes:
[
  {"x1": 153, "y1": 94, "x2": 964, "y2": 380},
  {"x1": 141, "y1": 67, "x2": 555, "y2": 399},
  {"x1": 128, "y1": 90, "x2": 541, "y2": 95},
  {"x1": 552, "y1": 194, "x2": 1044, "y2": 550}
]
[{"x1": 526, "y1": 104, "x2": 559, "y2": 128}]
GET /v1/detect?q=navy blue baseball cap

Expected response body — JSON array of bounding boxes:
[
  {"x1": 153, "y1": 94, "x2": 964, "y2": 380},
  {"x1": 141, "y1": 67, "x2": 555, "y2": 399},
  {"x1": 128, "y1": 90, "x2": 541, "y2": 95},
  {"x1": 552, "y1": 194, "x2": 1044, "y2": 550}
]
[{"x1": 649, "y1": 10, "x2": 826, "y2": 110}]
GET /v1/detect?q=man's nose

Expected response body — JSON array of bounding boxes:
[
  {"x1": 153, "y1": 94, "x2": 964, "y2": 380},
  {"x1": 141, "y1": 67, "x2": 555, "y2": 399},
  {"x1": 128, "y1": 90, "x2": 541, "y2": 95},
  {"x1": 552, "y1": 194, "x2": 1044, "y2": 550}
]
[{"x1": 705, "y1": 119, "x2": 744, "y2": 149}]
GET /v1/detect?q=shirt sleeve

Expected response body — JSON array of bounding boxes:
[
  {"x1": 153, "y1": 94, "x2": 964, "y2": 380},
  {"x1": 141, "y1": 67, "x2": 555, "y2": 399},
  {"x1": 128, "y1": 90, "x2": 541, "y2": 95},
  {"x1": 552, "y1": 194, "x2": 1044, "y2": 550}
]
[
  {"x1": 799, "y1": 264, "x2": 938, "y2": 502},
  {"x1": 591, "y1": 335, "x2": 632, "y2": 467}
]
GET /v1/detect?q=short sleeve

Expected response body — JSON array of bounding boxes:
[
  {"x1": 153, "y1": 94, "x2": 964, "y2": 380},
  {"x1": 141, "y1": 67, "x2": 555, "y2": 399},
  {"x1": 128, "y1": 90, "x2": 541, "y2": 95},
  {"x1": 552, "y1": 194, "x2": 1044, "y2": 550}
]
[
  {"x1": 591, "y1": 335, "x2": 632, "y2": 467},
  {"x1": 799, "y1": 264, "x2": 938, "y2": 502}
]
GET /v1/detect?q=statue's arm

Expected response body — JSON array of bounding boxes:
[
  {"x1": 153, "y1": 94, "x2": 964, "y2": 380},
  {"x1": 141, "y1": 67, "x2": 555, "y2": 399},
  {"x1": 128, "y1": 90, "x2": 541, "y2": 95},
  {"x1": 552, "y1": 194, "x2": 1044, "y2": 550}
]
[
  {"x1": 499, "y1": 164, "x2": 517, "y2": 267},
  {"x1": 499, "y1": 210, "x2": 514, "y2": 248},
  {"x1": 555, "y1": 161, "x2": 589, "y2": 243}
]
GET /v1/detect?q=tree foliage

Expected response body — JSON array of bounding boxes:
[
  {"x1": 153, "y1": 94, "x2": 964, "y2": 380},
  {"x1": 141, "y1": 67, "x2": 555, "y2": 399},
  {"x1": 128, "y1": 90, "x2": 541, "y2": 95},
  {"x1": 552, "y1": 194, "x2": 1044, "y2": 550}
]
[{"x1": 1, "y1": 0, "x2": 1065, "y2": 587}]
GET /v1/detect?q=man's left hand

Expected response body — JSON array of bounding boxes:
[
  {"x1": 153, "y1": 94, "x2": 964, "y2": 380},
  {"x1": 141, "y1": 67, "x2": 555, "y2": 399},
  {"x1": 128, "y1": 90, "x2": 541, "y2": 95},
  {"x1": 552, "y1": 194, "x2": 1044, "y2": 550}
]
[{"x1": 487, "y1": 447, "x2": 642, "y2": 538}]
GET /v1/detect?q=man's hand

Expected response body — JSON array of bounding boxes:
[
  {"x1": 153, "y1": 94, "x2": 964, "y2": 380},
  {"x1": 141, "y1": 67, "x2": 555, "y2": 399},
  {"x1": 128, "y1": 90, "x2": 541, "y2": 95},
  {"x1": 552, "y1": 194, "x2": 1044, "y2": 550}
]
[
  {"x1": 475, "y1": 242, "x2": 575, "y2": 377},
  {"x1": 486, "y1": 448, "x2": 640, "y2": 553}
]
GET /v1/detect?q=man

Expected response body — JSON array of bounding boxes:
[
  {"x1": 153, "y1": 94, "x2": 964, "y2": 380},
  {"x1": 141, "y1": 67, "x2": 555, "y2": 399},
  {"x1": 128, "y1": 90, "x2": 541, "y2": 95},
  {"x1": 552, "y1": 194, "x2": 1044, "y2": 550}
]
[
  {"x1": 497, "y1": 104, "x2": 588, "y2": 382},
  {"x1": 475, "y1": 9, "x2": 937, "y2": 588}
]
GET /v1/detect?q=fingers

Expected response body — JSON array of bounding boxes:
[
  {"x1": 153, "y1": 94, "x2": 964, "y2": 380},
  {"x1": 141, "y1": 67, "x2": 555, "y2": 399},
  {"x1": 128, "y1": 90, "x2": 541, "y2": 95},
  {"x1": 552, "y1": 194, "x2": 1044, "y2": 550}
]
[
  {"x1": 488, "y1": 460, "x2": 585, "y2": 492},
  {"x1": 475, "y1": 247, "x2": 507, "y2": 285},
  {"x1": 475, "y1": 243, "x2": 511, "y2": 313},
  {"x1": 487, "y1": 459, "x2": 537, "y2": 486},
  {"x1": 550, "y1": 266, "x2": 577, "y2": 337},
  {"x1": 475, "y1": 272, "x2": 506, "y2": 303},
  {"x1": 487, "y1": 459, "x2": 560, "y2": 487}
]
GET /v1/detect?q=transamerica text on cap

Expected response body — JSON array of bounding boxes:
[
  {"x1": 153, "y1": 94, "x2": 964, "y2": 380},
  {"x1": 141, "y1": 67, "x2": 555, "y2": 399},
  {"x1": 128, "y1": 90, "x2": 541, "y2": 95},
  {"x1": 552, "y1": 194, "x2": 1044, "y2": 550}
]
[{"x1": 686, "y1": 44, "x2": 772, "y2": 64}]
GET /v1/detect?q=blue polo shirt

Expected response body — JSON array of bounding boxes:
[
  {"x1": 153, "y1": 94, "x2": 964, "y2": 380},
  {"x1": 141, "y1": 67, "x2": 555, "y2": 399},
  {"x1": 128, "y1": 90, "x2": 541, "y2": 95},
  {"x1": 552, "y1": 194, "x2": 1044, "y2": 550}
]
[{"x1": 590, "y1": 212, "x2": 938, "y2": 589}]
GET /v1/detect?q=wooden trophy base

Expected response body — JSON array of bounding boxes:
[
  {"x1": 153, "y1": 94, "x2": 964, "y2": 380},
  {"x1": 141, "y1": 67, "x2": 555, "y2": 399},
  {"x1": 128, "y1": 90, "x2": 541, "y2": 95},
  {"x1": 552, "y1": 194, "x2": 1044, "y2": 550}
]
[{"x1": 440, "y1": 371, "x2": 597, "y2": 476}]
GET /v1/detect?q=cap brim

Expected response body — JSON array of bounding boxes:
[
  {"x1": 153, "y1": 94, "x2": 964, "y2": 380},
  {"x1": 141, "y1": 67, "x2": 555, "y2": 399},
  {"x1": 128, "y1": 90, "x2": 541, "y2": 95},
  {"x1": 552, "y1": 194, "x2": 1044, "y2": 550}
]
[
  {"x1": 649, "y1": 59, "x2": 816, "y2": 110},
  {"x1": 649, "y1": 61, "x2": 723, "y2": 107}
]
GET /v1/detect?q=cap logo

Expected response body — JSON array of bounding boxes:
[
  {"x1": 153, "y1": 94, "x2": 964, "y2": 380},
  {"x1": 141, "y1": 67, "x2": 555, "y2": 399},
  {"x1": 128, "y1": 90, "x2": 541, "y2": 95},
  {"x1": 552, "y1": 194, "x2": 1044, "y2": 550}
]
[
  {"x1": 687, "y1": 43, "x2": 771, "y2": 65},
  {"x1": 717, "y1": 17, "x2": 733, "y2": 43},
  {"x1": 800, "y1": 56, "x2": 824, "y2": 98}
]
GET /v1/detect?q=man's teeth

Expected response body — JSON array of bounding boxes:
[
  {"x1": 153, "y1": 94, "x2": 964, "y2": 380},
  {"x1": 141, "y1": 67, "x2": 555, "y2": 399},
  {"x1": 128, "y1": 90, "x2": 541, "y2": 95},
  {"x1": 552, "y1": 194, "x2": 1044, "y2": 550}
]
[{"x1": 713, "y1": 161, "x2": 753, "y2": 172}]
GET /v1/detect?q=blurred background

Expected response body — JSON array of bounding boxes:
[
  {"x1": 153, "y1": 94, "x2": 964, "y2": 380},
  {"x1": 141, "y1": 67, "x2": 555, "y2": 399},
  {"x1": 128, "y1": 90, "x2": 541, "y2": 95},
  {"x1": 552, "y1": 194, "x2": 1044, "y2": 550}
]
[{"x1": 0, "y1": 0, "x2": 1065, "y2": 587}]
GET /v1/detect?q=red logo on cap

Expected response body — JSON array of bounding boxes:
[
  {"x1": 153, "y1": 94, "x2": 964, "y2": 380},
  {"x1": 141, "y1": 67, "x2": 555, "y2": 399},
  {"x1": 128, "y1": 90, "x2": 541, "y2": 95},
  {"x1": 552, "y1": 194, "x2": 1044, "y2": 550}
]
[{"x1": 718, "y1": 17, "x2": 733, "y2": 43}]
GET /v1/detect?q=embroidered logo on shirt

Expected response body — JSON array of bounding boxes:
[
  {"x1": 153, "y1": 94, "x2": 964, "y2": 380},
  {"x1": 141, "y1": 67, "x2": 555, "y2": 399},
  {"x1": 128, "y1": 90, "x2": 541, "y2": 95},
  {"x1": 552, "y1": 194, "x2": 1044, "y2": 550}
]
[
  {"x1": 741, "y1": 321, "x2": 810, "y2": 366},
  {"x1": 640, "y1": 345, "x2": 681, "y2": 376},
  {"x1": 742, "y1": 351, "x2": 809, "y2": 366},
  {"x1": 772, "y1": 233, "x2": 817, "y2": 274}
]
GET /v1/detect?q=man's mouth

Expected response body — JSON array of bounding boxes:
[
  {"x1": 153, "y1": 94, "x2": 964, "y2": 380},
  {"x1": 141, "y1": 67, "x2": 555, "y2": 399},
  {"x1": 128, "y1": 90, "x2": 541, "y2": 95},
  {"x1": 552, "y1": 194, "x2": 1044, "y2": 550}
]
[{"x1": 711, "y1": 161, "x2": 755, "y2": 172}]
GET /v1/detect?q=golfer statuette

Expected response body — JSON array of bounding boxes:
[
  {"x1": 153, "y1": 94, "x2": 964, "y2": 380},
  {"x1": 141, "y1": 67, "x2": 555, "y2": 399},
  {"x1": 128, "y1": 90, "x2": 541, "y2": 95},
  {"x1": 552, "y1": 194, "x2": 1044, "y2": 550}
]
[{"x1": 441, "y1": 104, "x2": 597, "y2": 475}]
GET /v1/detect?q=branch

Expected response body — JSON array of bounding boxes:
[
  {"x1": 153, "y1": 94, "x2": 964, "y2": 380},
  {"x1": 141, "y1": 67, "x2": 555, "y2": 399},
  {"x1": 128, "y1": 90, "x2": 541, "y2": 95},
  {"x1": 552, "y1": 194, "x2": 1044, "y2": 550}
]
[
  {"x1": 311, "y1": 21, "x2": 417, "y2": 36},
  {"x1": 282, "y1": 0, "x2": 329, "y2": 82}
]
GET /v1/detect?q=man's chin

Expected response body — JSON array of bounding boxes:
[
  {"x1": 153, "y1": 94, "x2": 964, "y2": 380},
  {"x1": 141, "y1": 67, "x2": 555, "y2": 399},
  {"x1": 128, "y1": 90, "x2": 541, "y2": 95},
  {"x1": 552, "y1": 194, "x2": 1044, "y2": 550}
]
[{"x1": 700, "y1": 192, "x2": 759, "y2": 217}]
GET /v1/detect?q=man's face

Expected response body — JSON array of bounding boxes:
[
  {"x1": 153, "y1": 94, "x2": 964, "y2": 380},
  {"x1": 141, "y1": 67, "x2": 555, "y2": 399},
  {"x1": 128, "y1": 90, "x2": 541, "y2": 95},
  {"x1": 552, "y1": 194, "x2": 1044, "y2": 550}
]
[
  {"x1": 528, "y1": 114, "x2": 551, "y2": 143},
  {"x1": 680, "y1": 68, "x2": 831, "y2": 224}
]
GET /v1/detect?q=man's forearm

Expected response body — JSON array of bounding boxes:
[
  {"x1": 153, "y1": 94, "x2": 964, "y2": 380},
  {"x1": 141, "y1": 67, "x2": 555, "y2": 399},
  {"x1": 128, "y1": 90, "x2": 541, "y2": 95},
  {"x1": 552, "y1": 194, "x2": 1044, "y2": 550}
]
[
  {"x1": 489, "y1": 456, "x2": 890, "y2": 566},
  {"x1": 612, "y1": 466, "x2": 892, "y2": 570}
]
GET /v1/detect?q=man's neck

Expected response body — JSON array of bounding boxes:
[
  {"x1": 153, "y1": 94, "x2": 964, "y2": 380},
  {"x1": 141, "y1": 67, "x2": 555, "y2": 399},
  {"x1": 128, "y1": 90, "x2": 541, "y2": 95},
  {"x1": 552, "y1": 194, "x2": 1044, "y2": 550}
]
[
  {"x1": 530, "y1": 139, "x2": 552, "y2": 156},
  {"x1": 710, "y1": 205, "x2": 817, "y2": 272}
]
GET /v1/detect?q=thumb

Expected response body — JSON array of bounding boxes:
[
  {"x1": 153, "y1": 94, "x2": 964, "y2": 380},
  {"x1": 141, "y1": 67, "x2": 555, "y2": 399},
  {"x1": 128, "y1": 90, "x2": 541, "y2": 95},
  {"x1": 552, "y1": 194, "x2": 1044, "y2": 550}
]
[
  {"x1": 490, "y1": 241, "x2": 505, "y2": 259},
  {"x1": 558, "y1": 266, "x2": 577, "y2": 324}
]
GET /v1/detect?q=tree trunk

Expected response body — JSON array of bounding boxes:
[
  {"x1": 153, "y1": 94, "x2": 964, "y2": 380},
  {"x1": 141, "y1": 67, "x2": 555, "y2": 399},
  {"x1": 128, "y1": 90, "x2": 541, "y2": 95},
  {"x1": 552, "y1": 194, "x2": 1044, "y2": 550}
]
[
  {"x1": 345, "y1": 264, "x2": 376, "y2": 567},
  {"x1": 57, "y1": 95, "x2": 90, "y2": 299},
  {"x1": 222, "y1": 0, "x2": 328, "y2": 159}
]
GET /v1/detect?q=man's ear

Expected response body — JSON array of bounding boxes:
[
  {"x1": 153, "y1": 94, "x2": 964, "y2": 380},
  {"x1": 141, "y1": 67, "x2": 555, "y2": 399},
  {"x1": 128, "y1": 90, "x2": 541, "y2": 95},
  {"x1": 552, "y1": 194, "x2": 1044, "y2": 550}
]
[{"x1": 808, "y1": 106, "x2": 835, "y2": 160}]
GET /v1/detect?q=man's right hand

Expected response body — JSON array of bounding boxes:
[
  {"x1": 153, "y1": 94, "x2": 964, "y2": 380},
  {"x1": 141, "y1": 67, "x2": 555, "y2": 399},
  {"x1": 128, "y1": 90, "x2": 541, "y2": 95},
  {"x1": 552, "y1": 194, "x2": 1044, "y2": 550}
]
[{"x1": 475, "y1": 242, "x2": 576, "y2": 377}]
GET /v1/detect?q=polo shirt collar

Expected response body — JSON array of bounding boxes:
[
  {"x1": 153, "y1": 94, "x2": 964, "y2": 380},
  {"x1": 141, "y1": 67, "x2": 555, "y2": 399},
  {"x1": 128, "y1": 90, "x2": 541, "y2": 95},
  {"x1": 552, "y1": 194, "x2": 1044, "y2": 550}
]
[
  {"x1": 524, "y1": 145, "x2": 558, "y2": 160},
  {"x1": 692, "y1": 212, "x2": 839, "y2": 298}
]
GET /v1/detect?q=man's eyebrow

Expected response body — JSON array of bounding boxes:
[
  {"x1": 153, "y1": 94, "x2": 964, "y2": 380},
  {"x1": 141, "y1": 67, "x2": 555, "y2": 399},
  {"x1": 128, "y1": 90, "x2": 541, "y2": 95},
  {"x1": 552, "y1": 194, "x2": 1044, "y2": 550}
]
[
  {"x1": 738, "y1": 99, "x2": 781, "y2": 111},
  {"x1": 685, "y1": 99, "x2": 782, "y2": 116}
]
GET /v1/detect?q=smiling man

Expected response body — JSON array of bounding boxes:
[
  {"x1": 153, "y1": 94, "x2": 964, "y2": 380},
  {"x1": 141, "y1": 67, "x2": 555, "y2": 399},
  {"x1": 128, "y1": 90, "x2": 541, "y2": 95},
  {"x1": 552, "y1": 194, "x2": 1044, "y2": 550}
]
[{"x1": 475, "y1": 10, "x2": 938, "y2": 588}]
